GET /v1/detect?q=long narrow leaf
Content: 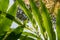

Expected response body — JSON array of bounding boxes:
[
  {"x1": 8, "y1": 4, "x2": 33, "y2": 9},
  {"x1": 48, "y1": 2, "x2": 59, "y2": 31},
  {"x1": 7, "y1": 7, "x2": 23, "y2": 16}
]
[
  {"x1": 20, "y1": 35, "x2": 34, "y2": 40},
  {"x1": 17, "y1": 0, "x2": 36, "y2": 28},
  {"x1": 39, "y1": 0, "x2": 56, "y2": 40},
  {"x1": 22, "y1": 32, "x2": 39, "y2": 38},
  {"x1": 29, "y1": 0, "x2": 45, "y2": 37},
  {"x1": 56, "y1": 9, "x2": 60, "y2": 40}
]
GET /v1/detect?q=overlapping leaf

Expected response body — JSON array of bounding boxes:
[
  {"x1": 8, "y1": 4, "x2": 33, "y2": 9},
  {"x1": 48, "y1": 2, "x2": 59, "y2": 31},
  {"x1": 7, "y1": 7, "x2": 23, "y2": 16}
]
[
  {"x1": 29, "y1": 0, "x2": 45, "y2": 37},
  {"x1": 0, "y1": 2, "x2": 17, "y2": 36},
  {"x1": 0, "y1": 0, "x2": 9, "y2": 36},
  {"x1": 22, "y1": 32, "x2": 38, "y2": 38},
  {"x1": 20, "y1": 35, "x2": 34, "y2": 40},
  {"x1": 17, "y1": 0, "x2": 36, "y2": 28},
  {"x1": 3, "y1": 25, "x2": 24, "y2": 40},
  {"x1": 39, "y1": 0, "x2": 56, "y2": 40}
]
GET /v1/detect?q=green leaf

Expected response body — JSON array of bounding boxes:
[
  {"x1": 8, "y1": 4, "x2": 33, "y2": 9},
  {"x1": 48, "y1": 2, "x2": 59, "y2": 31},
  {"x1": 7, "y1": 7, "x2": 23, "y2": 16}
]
[
  {"x1": 0, "y1": 0, "x2": 9, "y2": 11},
  {"x1": 17, "y1": 0, "x2": 32, "y2": 20},
  {"x1": 8, "y1": 2, "x2": 17, "y2": 17},
  {"x1": 56, "y1": 9, "x2": 60, "y2": 40},
  {"x1": 0, "y1": 2, "x2": 17, "y2": 36},
  {"x1": 20, "y1": 35, "x2": 34, "y2": 40},
  {"x1": 14, "y1": 25, "x2": 24, "y2": 34},
  {"x1": 4, "y1": 32, "x2": 21, "y2": 40},
  {"x1": 17, "y1": 0, "x2": 36, "y2": 28},
  {"x1": 0, "y1": 32, "x2": 6, "y2": 40},
  {"x1": 6, "y1": 13, "x2": 15, "y2": 20},
  {"x1": 22, "y1": 32, "x2": 38, "y2": 38},
  {"x1": 4, "y1": 25, "x2": 24, "y2": 40},
  {"x1": 0, "y1": 11, "x2": 22, "y2": 25},
  {"x1": 29, "y1": 0, "x2": 45, "y2": 36},
  {"x1": 39, "y1": 0, "x2": 56, "y2": 40}
]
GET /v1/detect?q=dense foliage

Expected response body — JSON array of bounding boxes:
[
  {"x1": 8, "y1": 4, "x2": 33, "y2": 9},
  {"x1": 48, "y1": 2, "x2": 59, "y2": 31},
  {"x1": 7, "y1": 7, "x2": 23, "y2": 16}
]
[{"x1": 0, "y1": 0, "x2": 60, "y2": 40}]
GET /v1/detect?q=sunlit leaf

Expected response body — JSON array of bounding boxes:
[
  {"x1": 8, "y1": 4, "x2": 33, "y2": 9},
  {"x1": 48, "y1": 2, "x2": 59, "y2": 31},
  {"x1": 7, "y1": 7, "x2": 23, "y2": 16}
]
[
  {"x1": 0, "y1": 2, "x2": 17, "y2": 36},
  {"x1": 8, "y1": 2, "x2": 17, "y2": 17},
  {"x1": 29, "y1": 0, "x2": 45, "y2": 36},
  {"x1": 17, "y1": 0, "x2": 36, "y2": 28},
  {"x1": 0, "y1": 0, "x2": 9, "y2": 11},
  {"x1": 39, "y1": 0, "x2": 56, "y2": 40},
  {"x1": 22, "y1": 32, "x2": 38, "y2": 38},
  {"x1": 20, "y1": 35, "x2": 34, "y2": 40}
]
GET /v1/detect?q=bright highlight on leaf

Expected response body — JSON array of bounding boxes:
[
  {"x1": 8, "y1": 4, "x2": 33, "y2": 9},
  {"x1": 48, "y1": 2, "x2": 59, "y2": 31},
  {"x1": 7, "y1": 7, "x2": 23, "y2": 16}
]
[{"x1": 0, "y1": 0, "x2": 60, "y2": 40}]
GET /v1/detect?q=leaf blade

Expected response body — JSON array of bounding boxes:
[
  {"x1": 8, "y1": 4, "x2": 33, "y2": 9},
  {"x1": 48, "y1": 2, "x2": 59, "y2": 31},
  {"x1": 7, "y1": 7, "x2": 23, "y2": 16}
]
[
  {"x1": 56, "y1": 9, "x2": 60, "y2": 40},
  {"x1": 39, "y1": 0, "x2": 56, "y2": 40},
  {"x1": 0, "y1": 0, "x2": 9, "y2": 11},
  {"x1": 0, "y1": 2, "x2": 17, "y2": 36}
]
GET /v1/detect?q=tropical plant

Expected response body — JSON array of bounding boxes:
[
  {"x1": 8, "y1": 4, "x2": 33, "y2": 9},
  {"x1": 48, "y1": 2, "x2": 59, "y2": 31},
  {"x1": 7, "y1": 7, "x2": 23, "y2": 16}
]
[{"x1": 0, "y1": 0, "x2": 60, "y2": 40}]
